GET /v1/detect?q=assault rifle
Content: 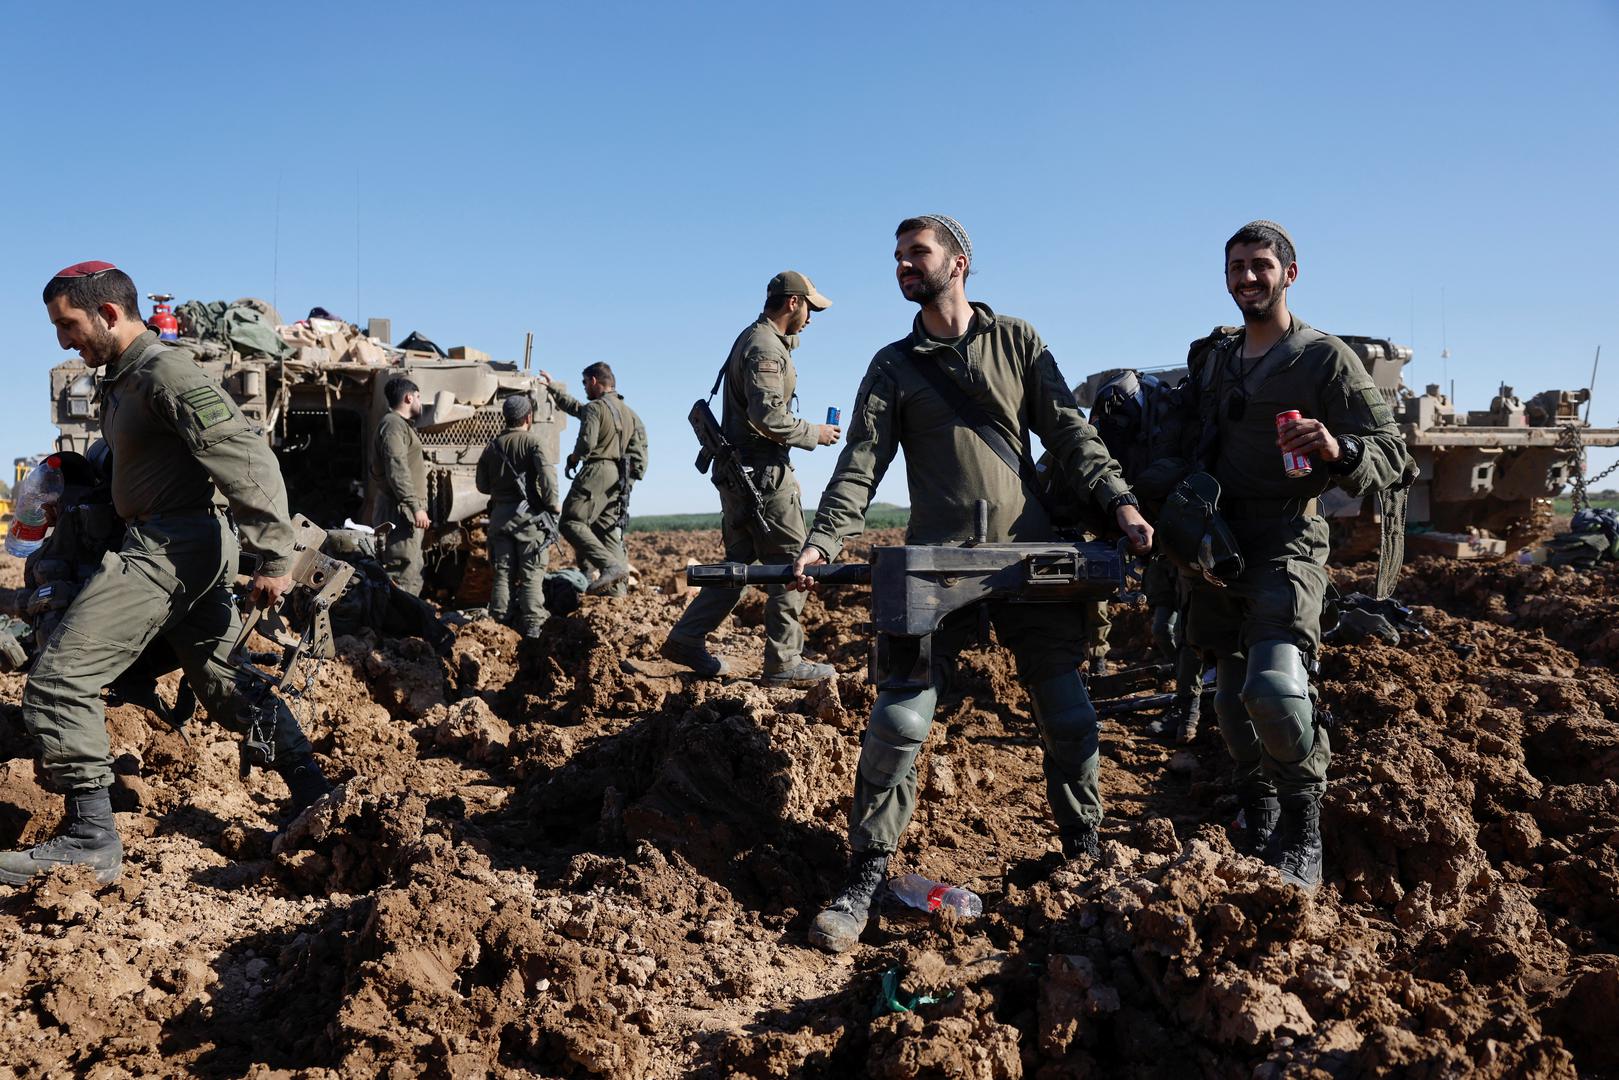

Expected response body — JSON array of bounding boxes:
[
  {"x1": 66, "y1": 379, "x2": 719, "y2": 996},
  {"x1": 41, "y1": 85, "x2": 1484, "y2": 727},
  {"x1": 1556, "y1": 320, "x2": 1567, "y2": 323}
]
[
  {"x1": 228, "y1": 515, "x2": 355, "y2": 777},
  {"x1": 687, "y1": 502, "x2": 1133, "y2": 689},
  {"x1": 688, "y1": 400, "x2": 771, "y2": 537}
]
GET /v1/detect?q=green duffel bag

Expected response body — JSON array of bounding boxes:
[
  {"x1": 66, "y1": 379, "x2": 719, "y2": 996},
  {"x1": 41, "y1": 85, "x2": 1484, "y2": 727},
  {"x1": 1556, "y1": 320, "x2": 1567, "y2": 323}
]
[{"x1": 1157, "y1": 470, "x2": 1244, "y2": 586}]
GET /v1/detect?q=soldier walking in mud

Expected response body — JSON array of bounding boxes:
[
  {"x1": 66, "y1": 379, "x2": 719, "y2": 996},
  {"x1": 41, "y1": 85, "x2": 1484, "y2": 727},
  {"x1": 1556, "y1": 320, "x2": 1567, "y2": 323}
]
[
  {"x1": 0, "y1": 261, "x2": 332, "y2": 886},
  {"x1": 475, "y1": 393, "x2": 560, "y2": 636},
  {"x1": 539, "y1": 363, "x2": 647, "y2": 597},
  {"x1": 1176, "y1": 221, "x2": 1406, "y2": 891},
  {"x1": 660, "y1": 271, "x2": 843, "y2": 685},
  {"x1": 791, "y1": 217, "x2": 1153, "y2": 953},
  {"x1": 370, "y1": 376, "x2": 430, "y2": 596}
]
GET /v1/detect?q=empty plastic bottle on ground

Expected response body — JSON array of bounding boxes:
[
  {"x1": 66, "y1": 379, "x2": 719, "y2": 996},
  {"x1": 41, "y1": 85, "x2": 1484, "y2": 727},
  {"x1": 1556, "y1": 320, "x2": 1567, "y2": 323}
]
[
  {"x1": 888, "y1": 872, "x2": 983, "y2": 918},
  {"x1": 6, "y1": 457, "x2": 65, "y2": 558}
]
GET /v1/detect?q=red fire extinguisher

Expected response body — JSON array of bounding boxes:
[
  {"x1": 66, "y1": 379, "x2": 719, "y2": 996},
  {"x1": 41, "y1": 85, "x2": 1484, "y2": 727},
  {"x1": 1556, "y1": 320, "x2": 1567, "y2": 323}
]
[{"x1": 148, "y1": 293, "x2": 179, "y2": 340}]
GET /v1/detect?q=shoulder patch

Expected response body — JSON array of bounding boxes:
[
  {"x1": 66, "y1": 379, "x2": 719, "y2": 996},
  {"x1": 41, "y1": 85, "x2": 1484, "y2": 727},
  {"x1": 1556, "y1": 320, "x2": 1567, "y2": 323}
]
[
  {"x1": 180, "y1": 384, "x2": 233, "y2": 429},
  {"x1": 754, "y1": 358, "x2": 782, "y2": 374}
]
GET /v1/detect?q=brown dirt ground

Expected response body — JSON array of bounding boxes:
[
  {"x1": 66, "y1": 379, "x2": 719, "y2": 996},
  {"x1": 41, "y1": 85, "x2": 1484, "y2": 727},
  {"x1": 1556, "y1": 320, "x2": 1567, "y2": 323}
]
[{"x1": 0, "y1": 535, "x2": 1616, "y2": 1078}]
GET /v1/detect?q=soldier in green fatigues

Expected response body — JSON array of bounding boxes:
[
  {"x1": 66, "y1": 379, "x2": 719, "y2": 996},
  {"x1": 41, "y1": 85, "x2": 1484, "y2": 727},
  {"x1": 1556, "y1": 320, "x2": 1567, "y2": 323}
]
[
  {"x1": 370, "y1": 377, "x2": 429, "y2": 597},
  {"x1": 792, "y1": 217, "x2": 1154, "y2": 954},
  {"x1": 660, "y1": 271, "x2": 843, "y2": 685},
  {"x1": 474, "y1": 394, "x2": 559, "y2": 636},
  {"x1": 539, "y1": 363, "x2": 647, "y2": 596},
  {"x1": 1181, "y1": 221, "x2": 1407, "y2": 891},
  {"x1": 0, "y1": 261, "x2": 331, "y2": 887}
]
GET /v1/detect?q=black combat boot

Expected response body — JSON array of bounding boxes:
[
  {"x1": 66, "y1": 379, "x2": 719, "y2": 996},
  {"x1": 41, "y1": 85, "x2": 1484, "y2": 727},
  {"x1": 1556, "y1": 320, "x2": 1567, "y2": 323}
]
[
  {"x1": 1059, "y1": 822, "x2": 1101, "y2": 860},
  {"x1": 809, "y1": 850, "x2": 889, "y2": 954},
  {"x1": 276, "y1": 755, "x2": 334, "y2": 817},
  {"x1": 1236, "y1": 788, "x2": 1280, "y2": 857},
  {"x1": 0, "y1": 787, "x2": 123, "y2": 886},
  {"x1": 1270, "y1": 793, "x2": 1323, "y2": 892}
]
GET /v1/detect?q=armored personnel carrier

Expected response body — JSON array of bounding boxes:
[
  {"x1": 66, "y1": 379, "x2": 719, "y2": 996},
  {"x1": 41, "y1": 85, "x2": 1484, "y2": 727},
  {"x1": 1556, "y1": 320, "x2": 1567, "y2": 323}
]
[
  {"x1": 1079, "y1": 334, "x2": 1619, "y2": 557},
  {"x1": 46, "y1": 302, "x2": 565, "y2": 587}
]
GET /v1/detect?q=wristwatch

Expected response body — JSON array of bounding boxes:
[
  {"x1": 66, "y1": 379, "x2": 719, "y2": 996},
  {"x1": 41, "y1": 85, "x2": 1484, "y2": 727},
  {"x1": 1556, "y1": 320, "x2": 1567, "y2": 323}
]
[
  {"x1": 1329, "y1": 434, "x2": 1364, "y2": 474},
  {"x1": 1107, "y1": 492, "x2": 1140, "y2": 513}
]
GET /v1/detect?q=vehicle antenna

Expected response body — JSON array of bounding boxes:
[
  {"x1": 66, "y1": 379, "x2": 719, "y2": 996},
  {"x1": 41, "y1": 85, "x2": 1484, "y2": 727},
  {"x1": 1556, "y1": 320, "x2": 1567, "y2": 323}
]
[
  {"x1": 272, "y1": 173, "x2": 282, "y2": 316},
  {"x1": 1439, "y1": 286, "x2": 1450, "y2": 394},
  {"x1": 1585, "y1": 345, "x2": 1601, "y2": 424},
  {"x1": 524, "y1": 331, "x2": 534, "y2": 373}
]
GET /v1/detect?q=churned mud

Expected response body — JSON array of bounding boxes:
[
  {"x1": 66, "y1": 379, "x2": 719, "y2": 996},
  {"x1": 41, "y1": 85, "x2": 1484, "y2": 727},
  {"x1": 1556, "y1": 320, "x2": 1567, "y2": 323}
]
[{"x1": 0, "y1": 537, "x2": 1615, "y2": 1077}]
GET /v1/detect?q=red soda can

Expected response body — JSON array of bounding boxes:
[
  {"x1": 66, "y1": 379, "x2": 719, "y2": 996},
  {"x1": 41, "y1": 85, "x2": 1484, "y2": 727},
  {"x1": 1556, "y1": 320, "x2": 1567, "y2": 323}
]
[{"x1": 1276, "y1": 410, "x2": 1312, "y2": 478}]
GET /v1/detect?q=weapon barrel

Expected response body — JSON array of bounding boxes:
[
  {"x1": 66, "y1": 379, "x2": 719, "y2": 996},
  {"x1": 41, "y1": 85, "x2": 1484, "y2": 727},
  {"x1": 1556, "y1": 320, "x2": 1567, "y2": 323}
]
[{"x1": 686, "y1": 561, "x2": 872, "y2": 588}]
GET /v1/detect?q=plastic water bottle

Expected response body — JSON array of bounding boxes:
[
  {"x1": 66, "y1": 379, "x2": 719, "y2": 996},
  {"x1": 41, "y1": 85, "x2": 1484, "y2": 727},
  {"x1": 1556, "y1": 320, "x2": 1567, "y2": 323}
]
[
  {"x1": 6, "y1": 456, "x2": 65, "y2": 558},
  {"x1": 888, "y1": 873, "x2": 983, "y2": 918}
]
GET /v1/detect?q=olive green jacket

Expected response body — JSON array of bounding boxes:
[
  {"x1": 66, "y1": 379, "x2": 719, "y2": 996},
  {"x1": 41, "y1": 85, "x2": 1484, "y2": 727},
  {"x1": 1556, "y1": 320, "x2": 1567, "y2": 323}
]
[
  {"x1": 805, "y1": 303, "x2": 1130, "y2": 560},
  {"x1": 1193, "y1": 317, "x2": 1406, "y2": 501},
  {"x1": 371, "y1": 411, "x2": 427, "y2": 517},
  {"x1": 100, "y1": 330, "x2": 295, "y2": 575},
  {"x1": 475, "y1": 427, "x2": 559, "y2": 513},
  {"x1": 549, "y1": 387, "x2": 648, "y2": 480},
  {"x1": 721, "y1": 316, "x2": 817, "y2": 464}
]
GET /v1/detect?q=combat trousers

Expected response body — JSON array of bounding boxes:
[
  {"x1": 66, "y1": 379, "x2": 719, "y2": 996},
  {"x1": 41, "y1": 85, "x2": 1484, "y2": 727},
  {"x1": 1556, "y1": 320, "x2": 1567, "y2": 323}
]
[
  {"x1": 850, "y1": 601, "x2": 1100, "y2": 853},
  {"x1": 488, "y1": 502, "x2": 550, "y2": 636},
  {"x1": 560, "y1": 460, "x2": 627, "y2": 585},
  {"x1": 667, "y1": 464, "x2": 806, "y2": 672},
  {"x1": 377, "y1": 507, "x2": 424, "y2": 597},
  {"x1": 1185, "y1": 514, "x2": 1332, "y2": 795},
  {"x1": 22, "y1": 512, "x2": 313, "y2": 794},
  {"x1": 1083, "y1": 598, "x2": 1111, "y2": 663}
]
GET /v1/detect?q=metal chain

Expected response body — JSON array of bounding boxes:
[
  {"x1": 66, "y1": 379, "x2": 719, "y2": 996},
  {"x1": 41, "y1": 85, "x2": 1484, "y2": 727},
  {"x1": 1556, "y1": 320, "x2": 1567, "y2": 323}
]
[{"x1": 1556, "y1": 422, "x2": 1619, "y2": 513}]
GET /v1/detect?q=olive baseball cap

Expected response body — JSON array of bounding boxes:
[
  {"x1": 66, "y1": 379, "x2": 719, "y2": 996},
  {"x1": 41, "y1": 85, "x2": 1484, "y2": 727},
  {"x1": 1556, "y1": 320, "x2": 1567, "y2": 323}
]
[{"x1": 766, "y1": 270, "x2": 831, "y2": 311}]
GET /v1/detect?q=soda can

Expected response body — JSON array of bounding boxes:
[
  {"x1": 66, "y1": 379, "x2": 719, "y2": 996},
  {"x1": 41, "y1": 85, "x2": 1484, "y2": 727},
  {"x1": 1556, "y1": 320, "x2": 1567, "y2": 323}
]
[
  {"x1": 826, "y1": 406, "x2": 841, "y2": 426},
  {"x1": 1275, "y1": 410, "x2": 1312, "y2": 478}
]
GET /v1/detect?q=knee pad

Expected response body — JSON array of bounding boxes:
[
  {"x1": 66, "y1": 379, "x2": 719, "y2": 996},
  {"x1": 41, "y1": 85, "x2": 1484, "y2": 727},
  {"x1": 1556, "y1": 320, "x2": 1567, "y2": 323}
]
[
  {"x1": 1028, "y1": 671, "x2": 1099, "y2": 778},
  {"x1": 1214, "y1": 655, "x2": 1260, "y2": 763},
  {"x1": 1242, "y1": 640, "x2": 1314, "y2": 764},
  {"x1": 857, "y1": 687, "x2": 937, "y2": 788}
]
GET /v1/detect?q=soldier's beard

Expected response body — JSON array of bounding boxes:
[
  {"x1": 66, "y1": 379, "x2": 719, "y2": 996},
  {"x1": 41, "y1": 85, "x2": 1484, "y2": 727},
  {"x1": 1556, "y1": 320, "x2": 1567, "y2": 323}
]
[
  {"x1": 1235, "y1": 280, "x2": 1286, "y2": 321},
  {"x1": 81, "y1": 318, "x2": 122, "y2": 367},
  {"x1": 903, "y1": 263, "x2": 954, "y2": 306}
]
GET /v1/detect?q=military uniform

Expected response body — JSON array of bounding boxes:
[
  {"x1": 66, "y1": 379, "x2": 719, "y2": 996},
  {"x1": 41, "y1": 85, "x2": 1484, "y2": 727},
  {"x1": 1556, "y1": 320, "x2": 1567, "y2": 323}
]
[
  {"x1": 548, "y1": 385, "x2": 647, "y2": 592},
  {"x1": 19, "y1": 331, "x2": 315, "y2": 796},
  {"x1": 667, "y1": 315, "x2": 822, "y2": 672},
  {"x1": 1182, "y1": 317, "x2": 1405, "y2": 867},
  {"x1": 805, "y1": 303, "x2": 1131, "y2": 855},
  {"x1": 475, "y1": 426, "x2": 559, "y2": 635},
  {"x1": 370, "y1": 410, "x2": 428, "y2": 596}
]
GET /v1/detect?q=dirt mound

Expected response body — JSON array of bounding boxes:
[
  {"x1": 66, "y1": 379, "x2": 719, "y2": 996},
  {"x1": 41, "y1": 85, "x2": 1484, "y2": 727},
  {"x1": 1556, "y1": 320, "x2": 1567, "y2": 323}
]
[{"x1": 2, "y1": 536, "x2": 1619, "y2": 1076}]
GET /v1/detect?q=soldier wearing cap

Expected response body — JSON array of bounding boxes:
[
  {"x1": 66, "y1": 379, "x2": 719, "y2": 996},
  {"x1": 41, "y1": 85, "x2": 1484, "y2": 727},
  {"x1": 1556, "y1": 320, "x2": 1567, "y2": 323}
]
[
  {"x1": 537, "y1": 363, "x2": 648, "y2": 596},
  {"x1": 1, "y1": 261, "x2": 332, "y2": 886},
  {"x1": 370, "y1": 376, "x2": 430, "y2": 596},
  {"x1": 659, "y1": 271, "x2": 843, "y2": 685},
  {"x1": 791, "y1": 217, "x2": 1153, "y2": 953},
  {"x1": 474, "y1": 393, "x2": 560, "y2": 635},
  {"x1": 1179, "y1": 220, "x2": 1407, "y2": 891}
]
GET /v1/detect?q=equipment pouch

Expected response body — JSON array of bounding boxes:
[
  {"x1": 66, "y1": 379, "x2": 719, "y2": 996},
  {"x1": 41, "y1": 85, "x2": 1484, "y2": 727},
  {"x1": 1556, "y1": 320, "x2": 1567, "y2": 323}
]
[{"x1": 1157, "y1": 471, "x2": 1244, "y2": 586}]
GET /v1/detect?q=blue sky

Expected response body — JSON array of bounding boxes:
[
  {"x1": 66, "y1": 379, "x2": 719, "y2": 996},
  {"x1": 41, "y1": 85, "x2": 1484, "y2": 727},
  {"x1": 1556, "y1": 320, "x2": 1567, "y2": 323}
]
[{"x1": 3, "y1": 1, "x2": 1615, "y2": 513}]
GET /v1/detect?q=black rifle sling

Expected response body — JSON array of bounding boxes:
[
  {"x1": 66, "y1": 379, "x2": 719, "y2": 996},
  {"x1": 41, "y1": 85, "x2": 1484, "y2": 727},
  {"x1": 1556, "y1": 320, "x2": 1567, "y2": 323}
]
[{"x1": 903, "y1": 345, "x2": 1064, "y2": 522}]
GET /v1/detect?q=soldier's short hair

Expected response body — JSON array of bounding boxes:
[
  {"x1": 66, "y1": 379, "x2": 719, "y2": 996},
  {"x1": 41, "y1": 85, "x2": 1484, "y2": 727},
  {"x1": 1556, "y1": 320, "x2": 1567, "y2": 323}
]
[
  {"x1": 384, "y1": 376, "x2": 419, "y2": 409},
  {"x1": 896, "y1": 216, "x2": 971, "y2": 282},
  {"x1": 763, "y1": 292, "x2": 792, "y2": 316},
  {"x1": 581, "y1": 362, "x2": 615, "y2": 388},
  {"x1": 42, "y1": 267, "x2": 142, "y2": 322},
  {"x1": 1224, "y1": 221, "x2": 1296, "y2": 268}
]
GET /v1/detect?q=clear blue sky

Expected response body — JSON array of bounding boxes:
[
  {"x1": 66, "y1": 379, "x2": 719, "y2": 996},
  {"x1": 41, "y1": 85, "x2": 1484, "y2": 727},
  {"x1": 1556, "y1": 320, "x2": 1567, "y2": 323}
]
[{"x1": 4, "y1": 1, "x2": 1616, "y2": 513}]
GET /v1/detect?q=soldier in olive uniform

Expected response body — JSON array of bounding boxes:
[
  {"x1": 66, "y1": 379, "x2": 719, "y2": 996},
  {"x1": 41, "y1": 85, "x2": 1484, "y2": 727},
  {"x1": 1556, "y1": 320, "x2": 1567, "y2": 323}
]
[
  {"x1": 1183, "y1": 221, "x2": 1406, "y2": 891},
  {"x1": 474, "y1": 394, "x2": 559, "y2": 635},
  {"x1": 660, "y1": 270, "x2": 843, "y2": 685},
  {"x1": 370, "y1": 376, "x2": 430, "y2": 596},
  {"x1": 539, "y1": 363, "x2": 647, "y2": 596},
  {"x1": 1, "y1": 261, "x2": 331, "y2": 886},
  {"x1": 791, "y1": 217, "x2": 1154, "y2": 953}
]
